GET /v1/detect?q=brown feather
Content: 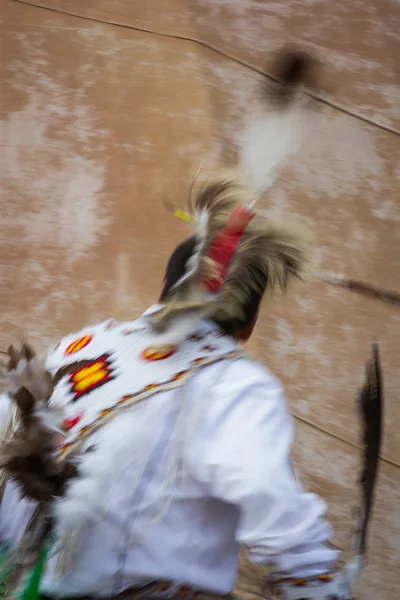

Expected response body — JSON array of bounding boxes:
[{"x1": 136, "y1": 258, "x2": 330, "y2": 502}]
[
  {"x1": 358, "y1": 342, "x2": 383, "y2": 554},
  {"x1": 214, "y1": 224, "x2": 305, "y2": 325},
  {"x1": 264, "y1": 46, "x2": 319, "y2": 105},
  {"x1": 0, "y1": 415, "x2": 77, "y2": 501},
  {"x1": 315, "y1": 272, "x2": 400, "y2": 308},
  {"x1": 191, "y1": 172, "x2": 248, "y2": 236},
  {"x1": 0, "y1": 342, "x2": 77, "y2": 502},
  {"x1": 14, "y1": 386, "x2": 35, "y2": 418},
  {"x1": 6, "y1": 345, "x2": 20, "y2": 371},
  {"x1": 21, "y1": 342, "x2": 35, "y2": 362}
]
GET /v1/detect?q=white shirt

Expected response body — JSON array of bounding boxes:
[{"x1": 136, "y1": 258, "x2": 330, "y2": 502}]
[{"x1": 0, "y1": 310, "x2": 339, "y2": 598}]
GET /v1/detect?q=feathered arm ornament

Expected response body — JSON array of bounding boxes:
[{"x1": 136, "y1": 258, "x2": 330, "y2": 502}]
[{"x1": 0, "y1": 343, "x2": 76, "y2": 502}]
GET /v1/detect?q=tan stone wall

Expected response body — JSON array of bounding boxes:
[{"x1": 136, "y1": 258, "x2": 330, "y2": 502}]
[{"x1": 1, "y1": 1, "x2": 399, "y2": 599}]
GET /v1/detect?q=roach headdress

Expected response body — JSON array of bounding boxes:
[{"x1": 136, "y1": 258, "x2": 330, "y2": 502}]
[
  {"x1": 149, "y1": 171, "x2": 306, "y2": 339},
  {"x1": 151, "y1": 48, "x2": 319, "y2": 340}
]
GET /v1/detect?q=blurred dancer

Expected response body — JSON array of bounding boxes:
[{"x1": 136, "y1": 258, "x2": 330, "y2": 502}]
[{"x1": 0, "y1": 51, "x2": 368, "y2": 600}]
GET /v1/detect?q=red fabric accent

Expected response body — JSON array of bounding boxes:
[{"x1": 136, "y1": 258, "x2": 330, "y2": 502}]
[
  {"x1": 62, "y1": 414, "x2": 82, "y2": 431},
  {"x1": 203, "y1": 206, "x2": 255, "y2": 292}
]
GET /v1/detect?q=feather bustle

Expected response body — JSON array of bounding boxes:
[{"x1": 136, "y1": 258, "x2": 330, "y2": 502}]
[{"x1": 0, "y1": 344, "x2": 77, "y2": 502}]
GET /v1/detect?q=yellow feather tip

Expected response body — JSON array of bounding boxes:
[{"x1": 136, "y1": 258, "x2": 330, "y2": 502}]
[{"x1": 174, "y1": 209, "x2": 196, "y2": 224}]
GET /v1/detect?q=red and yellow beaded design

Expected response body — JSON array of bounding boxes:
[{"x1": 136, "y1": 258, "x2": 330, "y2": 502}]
[
  {"x1": 69, "y1": 354, "x2": 114, "y2": 402},
  {"x1": 65, "y1": 334, "x2": 93, "y2": 355},
  {"x1": 142, "y1": 345, "x2": 177, "y2": 362}
]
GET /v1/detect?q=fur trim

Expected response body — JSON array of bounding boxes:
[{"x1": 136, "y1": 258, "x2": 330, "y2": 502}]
[
  {"x1": 215, "y1": 222, "x2": 305, "y2": 324},
  {"x1": 153, "y1": 48, "x2": 317, "y2": 338},
  {"x1": 148, "y1": 171, "x2": 251, "y2": 336}
]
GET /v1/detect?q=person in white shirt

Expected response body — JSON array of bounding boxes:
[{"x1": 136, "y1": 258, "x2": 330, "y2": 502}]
[
  {"x1": 0, "y1": 169, "x2": 356, "y2": 600},
  {"x1": 0, "y1": 49, "x2": 375, "y2": 600}
]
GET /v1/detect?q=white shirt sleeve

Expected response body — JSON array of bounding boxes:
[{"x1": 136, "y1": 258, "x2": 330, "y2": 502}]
[{"x1": 191, "y1": 359, "x2": 340, "y2": 578}]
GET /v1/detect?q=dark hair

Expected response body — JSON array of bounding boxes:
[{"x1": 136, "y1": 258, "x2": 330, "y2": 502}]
[{"x1": 160, "y1": 237, "x2": 267, "y2": 336}]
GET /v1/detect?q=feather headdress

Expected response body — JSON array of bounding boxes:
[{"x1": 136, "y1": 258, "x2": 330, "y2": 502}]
[
  {"x1": 0, "y1": 345, "x2": 78, "y2": 600},
  {"x1": 240, "y1": 46, "x2": 319, "y2": 195},
  {"x1": 148, "y1": 170, "x2": 306, "y2": 338},
  {"x1": 151, "y1": 49, "x2": 318, "y2": 340}
]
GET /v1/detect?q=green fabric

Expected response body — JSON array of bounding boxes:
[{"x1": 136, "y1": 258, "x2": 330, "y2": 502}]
[
  {"x1": 19, "y1": 539, "x2": 51, "y2": 600},
  {"x1": 0, "y1": 529, "x2": 55, "y2": 600}
]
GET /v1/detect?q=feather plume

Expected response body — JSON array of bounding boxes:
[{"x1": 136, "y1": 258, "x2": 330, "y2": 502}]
[
  {"x1": 239, "y1": 47, "x2": 319, "y2": 195},
  {"x1": 0, "y1": 344, "x2": 76, "y2": 502},
  {"x1": 345, "y1": 342, "x2": 383, "y2": 589},
  {"x1": 266, "y1": 47, "x2": 318, "y2": 104},
  {"x1": 357, "y1": 342, "x2": 383, "y2": 555},
  {"x1": 4, "y1": 343, "x2": 53, "y2": 402},
  {"x1": 153, "y1": 47, "x2": 317, "y2": 339},
  {"x1": 148, "y1": 172, "x2": 254, "y2": 336},
  {"x1": 148, "y1": 172, "x2": 248, "y2": 335},
  {"x1": 146, "y1": 303, "x2": 218, "y2": 342}
]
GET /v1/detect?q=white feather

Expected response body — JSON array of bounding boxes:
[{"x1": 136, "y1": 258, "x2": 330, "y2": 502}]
[
  {"x1": 239, "y1": 94, "x2": 310, "y2": 196},
  {"x1": 345, "y1": 555, "x2": 364, "y2": 590},
  {"x1": 170, "y1": 209, "x2": 209, "y2": 292},
  {"x1": 33, "y1": 399, "x2": 64, "y2": 435}
]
